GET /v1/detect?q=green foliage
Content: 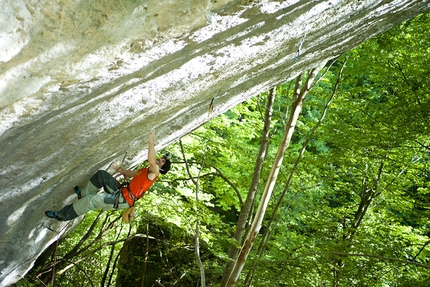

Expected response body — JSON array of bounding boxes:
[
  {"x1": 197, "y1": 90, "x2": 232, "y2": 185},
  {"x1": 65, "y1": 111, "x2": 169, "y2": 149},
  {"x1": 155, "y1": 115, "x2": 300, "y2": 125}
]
[{"x1": 246, "y1": 13, "x2": 430, "y2": 287}]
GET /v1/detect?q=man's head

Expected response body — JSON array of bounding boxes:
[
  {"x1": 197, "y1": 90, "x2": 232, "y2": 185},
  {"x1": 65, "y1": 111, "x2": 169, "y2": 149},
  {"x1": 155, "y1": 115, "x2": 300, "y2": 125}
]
[{"x1": 157, "y1": 153, "x2": 171, "y2": 174}]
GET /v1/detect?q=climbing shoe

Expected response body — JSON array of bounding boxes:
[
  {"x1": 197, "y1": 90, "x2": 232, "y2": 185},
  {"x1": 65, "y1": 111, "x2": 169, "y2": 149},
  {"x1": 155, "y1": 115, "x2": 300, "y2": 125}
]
[
  {"x1": 74, "y1": 186, "x2": 82, "y2": 199},
  {"x1": 45, "y1": 211, "x2": 61, "y2": 221}
]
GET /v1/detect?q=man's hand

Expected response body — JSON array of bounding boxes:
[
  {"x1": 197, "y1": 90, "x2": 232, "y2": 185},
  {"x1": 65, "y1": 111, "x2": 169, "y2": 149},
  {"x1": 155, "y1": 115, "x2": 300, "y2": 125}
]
[{"x1": 112, "y1": 162, "x2": 120, "y2": 172}]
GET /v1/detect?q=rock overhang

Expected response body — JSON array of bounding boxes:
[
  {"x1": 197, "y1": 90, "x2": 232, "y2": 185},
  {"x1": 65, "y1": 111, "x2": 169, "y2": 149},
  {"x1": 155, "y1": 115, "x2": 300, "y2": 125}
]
[{"x1": 1, "y1": 0, "x2": 429, "y2": 285}]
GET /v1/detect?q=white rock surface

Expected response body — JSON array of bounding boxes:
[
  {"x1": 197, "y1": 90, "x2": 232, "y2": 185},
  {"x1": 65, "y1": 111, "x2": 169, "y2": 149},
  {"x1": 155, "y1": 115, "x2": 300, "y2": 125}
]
[{"x1": 1, "y1": 0, "x2": 429, "y2": 285}]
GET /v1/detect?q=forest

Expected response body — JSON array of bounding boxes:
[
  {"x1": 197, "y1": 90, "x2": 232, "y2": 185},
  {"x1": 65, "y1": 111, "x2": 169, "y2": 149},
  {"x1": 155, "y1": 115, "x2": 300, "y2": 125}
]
[{"x1": 17, "y1": 12, "x2": 429, "y2": 287}]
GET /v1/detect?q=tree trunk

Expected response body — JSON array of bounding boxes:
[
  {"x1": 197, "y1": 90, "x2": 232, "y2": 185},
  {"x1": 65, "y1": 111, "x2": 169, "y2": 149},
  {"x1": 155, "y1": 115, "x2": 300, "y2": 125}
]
[
  {"x1": 220, "y1": 88, "x2": 275, "y2": 287},
  {"x1": 180, "y1": 140, "x2": 207, "y2": 287},
  {"x1": 225, "y1": 66, "x2": 324, "y2": 286},
  {"x1": 243, "y1": 57, "x2": 347, "y2": 286}
]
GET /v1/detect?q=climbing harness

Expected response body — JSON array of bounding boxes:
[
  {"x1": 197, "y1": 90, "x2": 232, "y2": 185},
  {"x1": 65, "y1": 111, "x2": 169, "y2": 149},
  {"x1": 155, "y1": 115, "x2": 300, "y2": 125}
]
[
  {"x1": 295, "y1": 33, "x2": 307, "y2": 60},
  {"x1": 113, "y1": 181, "x2": 130, "y2": 209}
]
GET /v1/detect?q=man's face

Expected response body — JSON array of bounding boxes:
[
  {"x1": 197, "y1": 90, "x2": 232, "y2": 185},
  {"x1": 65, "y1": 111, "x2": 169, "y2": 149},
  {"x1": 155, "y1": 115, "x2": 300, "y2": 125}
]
[{"x1": 156, "y1": 158, "x2": 166, "y2": 167}]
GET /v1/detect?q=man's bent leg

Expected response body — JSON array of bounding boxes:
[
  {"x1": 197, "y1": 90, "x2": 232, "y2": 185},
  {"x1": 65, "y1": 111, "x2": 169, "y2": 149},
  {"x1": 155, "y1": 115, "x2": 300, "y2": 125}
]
[
  {"x1": 102, "y1": 192, "x2": 130, "y2": 210},
  {"x1": 57, "y1": 191, "x2": 129, "y2": 221},
  {"x1": 81, "y1": 170, "x2": 119, "y2": 197},
  {"x1": 71, "y1": 192, "x2": 130, "y2": 216},
  {"x1": 59, "y1": 194, "x2": 104, "y2": 220},
  {"x1": 95, "y1": 192, "x2": 130, "y2": 210}
]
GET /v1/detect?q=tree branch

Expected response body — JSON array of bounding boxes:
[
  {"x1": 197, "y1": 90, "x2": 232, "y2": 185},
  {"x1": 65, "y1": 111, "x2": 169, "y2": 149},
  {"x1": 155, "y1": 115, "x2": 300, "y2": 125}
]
[
  {"x1": 211, "y1": 167, "x2": 243, "y2": 207},
  {"x1": 276, "y1": 251, "x2": 430, "y2": 269},
  {"x1": 171, "y1": 163, "x2": 243, "y2": 206}
]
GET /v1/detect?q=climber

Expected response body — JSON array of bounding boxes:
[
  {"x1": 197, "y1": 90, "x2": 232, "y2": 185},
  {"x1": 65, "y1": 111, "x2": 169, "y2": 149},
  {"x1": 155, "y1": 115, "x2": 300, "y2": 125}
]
[{"x1": 45, "y1": 130, "x2": 171, "y2": 221}]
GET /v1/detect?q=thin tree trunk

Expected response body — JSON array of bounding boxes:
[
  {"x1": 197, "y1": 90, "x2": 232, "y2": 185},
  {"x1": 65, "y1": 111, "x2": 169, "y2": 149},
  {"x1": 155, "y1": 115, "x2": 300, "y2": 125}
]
[
  {"x1": 35, "y1": 211, "x2": 106, "y2": 283},
  {"x1": 102, "y1": 223, "x2": 123, "y2": 287},
  {"x1": 244, "y1": 57, "x2": 345, "y2": 286},
  {"x1": 107, "y1": 250, "x2": 121, "y2": 287},
  {"x1": 139, "y1": 224, "x2": 150, "y2": 287},
  {"x1": 179, "y1": 140, "x2": 207, "y2": 287},
  {"x1": 220, "y1": 88, "x2": 275, "y2": 287},
  {"x1": 225, "y1": 65, "x2": 324, "y2": 287}
]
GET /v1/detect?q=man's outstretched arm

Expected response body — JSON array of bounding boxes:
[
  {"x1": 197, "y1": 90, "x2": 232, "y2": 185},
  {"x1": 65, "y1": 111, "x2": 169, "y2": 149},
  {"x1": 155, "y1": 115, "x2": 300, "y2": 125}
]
[
  {"x1": 112, "y1": 130, "x2": 159, "y2": 179},
  {"x1": 147, "y1": 130, "x2": 159, "y2": 177},
  {"x1": 112, "y1": 163, "x2": 137, "y2": 178}
]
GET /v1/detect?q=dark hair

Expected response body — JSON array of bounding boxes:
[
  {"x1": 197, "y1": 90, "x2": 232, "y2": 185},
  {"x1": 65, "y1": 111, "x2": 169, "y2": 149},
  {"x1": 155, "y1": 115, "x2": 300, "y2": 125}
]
[{"x1": 160, "y1": 154, "x2": 171, "y2": 174}]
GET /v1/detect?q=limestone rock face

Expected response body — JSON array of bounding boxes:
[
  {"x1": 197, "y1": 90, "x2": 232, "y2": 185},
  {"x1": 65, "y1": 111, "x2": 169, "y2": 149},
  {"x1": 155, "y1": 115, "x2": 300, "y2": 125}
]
[{"x1": 1, "y1": 0, "x2": 429, "y2": 285}]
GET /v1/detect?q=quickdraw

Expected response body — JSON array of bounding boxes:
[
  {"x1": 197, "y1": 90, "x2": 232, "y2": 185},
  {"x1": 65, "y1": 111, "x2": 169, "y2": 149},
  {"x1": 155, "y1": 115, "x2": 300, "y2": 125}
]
[{"x1": 295, "y1": 33, "x2": 307, "y2": 60}]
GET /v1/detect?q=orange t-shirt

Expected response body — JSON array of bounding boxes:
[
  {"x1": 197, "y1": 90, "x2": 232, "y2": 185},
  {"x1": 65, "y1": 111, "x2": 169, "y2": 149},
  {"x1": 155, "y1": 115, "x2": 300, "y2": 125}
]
[{"x1": 122, "y1": 168, "x2": 158, "y2": 206}]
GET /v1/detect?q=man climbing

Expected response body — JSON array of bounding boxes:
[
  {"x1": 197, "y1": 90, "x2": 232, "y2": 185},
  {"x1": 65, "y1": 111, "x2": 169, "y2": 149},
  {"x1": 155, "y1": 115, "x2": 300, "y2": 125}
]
[{"x1": 45, "y1": 130, "x2": 171, "y2": 221}]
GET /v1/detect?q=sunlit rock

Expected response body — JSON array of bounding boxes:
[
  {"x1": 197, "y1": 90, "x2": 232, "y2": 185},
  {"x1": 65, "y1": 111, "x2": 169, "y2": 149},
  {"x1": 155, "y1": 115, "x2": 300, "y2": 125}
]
[{"x1": 1, "y1": 0, "x2": 429, "y2": 285}]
